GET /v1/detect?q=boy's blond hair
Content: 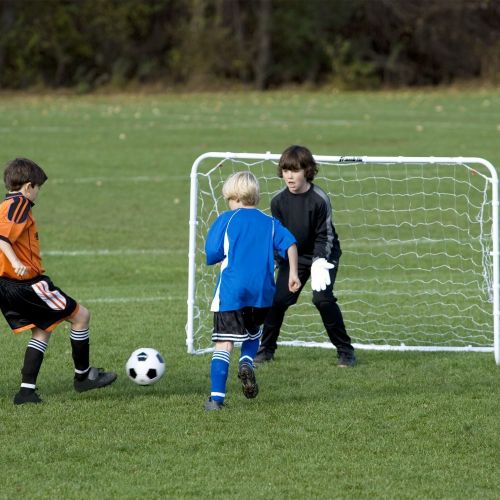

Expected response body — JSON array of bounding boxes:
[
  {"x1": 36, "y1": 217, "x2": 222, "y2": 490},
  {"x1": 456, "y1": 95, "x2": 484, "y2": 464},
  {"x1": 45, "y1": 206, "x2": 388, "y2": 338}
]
[{"x1": 222, "y1": 171, "x2": 260, "y2": 206}]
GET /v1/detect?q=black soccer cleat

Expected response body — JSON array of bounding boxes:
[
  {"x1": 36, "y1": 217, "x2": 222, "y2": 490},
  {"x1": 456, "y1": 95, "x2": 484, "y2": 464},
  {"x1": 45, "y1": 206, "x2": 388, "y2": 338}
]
[
  {"x1": 238, "y1": 362, "x2": 259, "y2": 399},
  {"x1": 13, "y1": 389, "x2": 43, "y2": 405},
  {"x1": 254, "y1": 349, "x2": 274, "y2": 363},
  {"x1": 337, "y1": 352, "x2": 357, "y2": 368},
  {"x1": 74, "y1": 367, "x2": 117, "y2": 393},
  {"x1": 204, "y1": 397, "x2": 224, "y2": 411}
]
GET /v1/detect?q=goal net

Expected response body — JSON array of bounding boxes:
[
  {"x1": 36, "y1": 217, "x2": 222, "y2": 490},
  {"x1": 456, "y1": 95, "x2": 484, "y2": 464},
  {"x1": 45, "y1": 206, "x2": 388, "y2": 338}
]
[{"x1": 187, "y1": 153, "x2": 499, "y2": 364}]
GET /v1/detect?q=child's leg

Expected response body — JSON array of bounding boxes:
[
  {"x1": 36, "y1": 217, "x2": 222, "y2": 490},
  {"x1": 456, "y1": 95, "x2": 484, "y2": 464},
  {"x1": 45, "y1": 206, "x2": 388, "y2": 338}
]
[
  {"x1": 313, "y1": 290, "x2": 355, "y2": 367},
  {"x1": 239, "y1": 332, "x2": 261, "y2": 366},
  {"x1": 238, "y1": 308, "x2": 266, "y2": 399},
  {"x1": 67, "y1": 304, "x2": 91, "y2": 380},
  {"x1": 258, "y1": 267, "x2": 292, "y2": 356},
  {"x1": 238, "y1": 333, "x2": 261, "y2": 399},
  {"x1": 67, "y1": 304, "x2": 117, "y2": 391},
  {"x1": 239, "y1": 308, "x2": 266, "y2": 366},
  {"x1": 14, "y1": 327, "x2": 51, "y2": 403},
  {"x1": 210, "y1": 341, "x2": 233, "y2": 403},
  {"x1": 20, "y1": 327, "x2": 51, "y2": 390},
  {"x1": 314, "y1": 297, "x2": 353, "y2": 350},
  {"x1": 257, "y1": 264, "x2": 307, "y2": 360}
]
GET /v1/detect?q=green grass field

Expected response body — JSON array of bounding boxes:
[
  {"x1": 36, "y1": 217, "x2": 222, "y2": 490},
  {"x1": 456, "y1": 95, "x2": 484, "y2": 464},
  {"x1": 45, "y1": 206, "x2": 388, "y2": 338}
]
[{"x1": 0, "y1": 89, "x2": 499, "y2": 499}]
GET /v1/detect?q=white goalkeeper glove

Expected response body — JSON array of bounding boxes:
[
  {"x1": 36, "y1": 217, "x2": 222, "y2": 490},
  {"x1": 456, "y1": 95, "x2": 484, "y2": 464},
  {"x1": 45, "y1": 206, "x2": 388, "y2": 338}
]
[{"x1": 311, "y1": 258, "x2": 335, "y2": 292}]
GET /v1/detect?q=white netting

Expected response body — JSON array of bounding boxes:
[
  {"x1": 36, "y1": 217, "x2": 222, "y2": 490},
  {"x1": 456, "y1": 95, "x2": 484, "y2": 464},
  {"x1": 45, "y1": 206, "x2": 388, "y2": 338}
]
[{"x1": 188, "y1": 156, "x2": 495, "y2": 354}]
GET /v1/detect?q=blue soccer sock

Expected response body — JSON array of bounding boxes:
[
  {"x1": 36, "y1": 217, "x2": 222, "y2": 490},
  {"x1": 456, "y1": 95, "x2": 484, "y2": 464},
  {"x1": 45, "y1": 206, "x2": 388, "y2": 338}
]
[
  {"x1": 210, "y1": 350, "x2": 230, "y2": 402},
  {"x1": 239, "y1": 334, "x2": 261, "y2": 367}
]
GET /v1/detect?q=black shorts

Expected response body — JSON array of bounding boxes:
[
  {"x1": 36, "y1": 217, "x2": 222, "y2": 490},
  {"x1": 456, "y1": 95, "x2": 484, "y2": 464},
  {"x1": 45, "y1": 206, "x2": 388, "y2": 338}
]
[
  {"x1": 212, "y1": 307, "x2": 269, "y2": 343},
  {"x1": 0, "y1": 275, "x2": 78, "y2": 333}
]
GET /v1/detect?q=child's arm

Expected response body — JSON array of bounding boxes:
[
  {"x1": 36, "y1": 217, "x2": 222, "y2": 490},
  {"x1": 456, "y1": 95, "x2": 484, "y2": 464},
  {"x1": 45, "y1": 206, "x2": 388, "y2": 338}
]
[
  {"x1": 0, "y1": 239, "x2": 28, "y2": 276},
  {"x1": 313, "y1": 202, "x2": 331, "y2": 259},
  {"x1": 287, "y1": 243, "x2": 301, "y2": 293},
  {"x1": 205, "y1": 214, "x2": 229, "y2": 265},
  {"x1": 272, "y1": 218, "x2": 300, "y2": 292}
]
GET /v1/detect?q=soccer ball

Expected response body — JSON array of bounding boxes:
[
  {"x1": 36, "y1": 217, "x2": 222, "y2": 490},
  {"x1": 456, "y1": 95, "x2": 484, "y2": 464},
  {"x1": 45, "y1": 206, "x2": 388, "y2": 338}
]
[{"x1": 126, "y1": 348, "x2": 166, "y2": 385}]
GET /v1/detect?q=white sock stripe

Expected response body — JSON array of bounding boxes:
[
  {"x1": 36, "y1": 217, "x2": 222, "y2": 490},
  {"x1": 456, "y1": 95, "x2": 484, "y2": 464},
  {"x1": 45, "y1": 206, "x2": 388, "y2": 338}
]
[
  {"x1": 212, "y1": 356, "x2": 230, "y2": 364},
  {"x1": 21, "y1": 383, "x2": 36, "y2": 389},
  {"x1": 247, "y1": 327, "x2": 263, "y2": 340},
  {"x1": 28, "y1": 338, "x2": 48, "y2": 353},
  {"x1": 213, "y1": 350, "x2": 230, "y2": 357},
  {"x1": 74, "y1": 367, "x2": 90, "y2": 375},
  {"x1": 210, "y1": 392, "x2": 225, "y2": 398},
  {"x1": 239, "y1": 355, "x2": 253, "y2": 364},
  {"x1": 212, "y1": 350, "x2": 230, "y2": 363},
  {"x1": 29, "y1": 338, "x2": 48, "y2": 347},
  {"x1": 70, "y1": 329, "x2": 90, "y2": 341}
]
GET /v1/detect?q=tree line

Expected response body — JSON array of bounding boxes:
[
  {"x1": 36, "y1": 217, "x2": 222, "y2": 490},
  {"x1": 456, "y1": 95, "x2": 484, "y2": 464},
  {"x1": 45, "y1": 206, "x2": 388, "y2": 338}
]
[{"x1": 0, "y1": 0, "x2": 498, "y2": 91}]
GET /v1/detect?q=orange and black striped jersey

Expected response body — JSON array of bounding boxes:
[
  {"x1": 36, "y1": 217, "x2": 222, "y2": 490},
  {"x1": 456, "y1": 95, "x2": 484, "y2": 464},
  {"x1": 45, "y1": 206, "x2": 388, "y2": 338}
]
[{"x1": 0, "y1": 193, "x2": 44, "y2": 280}]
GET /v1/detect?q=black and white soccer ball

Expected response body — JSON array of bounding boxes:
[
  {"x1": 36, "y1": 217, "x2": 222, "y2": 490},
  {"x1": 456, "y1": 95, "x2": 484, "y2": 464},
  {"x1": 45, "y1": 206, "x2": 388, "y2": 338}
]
[{"x1": 126, "y1": 348, "x2": 166, "y2": 385}]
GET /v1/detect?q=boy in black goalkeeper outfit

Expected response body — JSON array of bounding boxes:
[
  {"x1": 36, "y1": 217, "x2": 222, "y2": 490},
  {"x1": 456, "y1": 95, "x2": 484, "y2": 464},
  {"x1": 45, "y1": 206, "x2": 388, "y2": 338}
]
[
  {"x1": 255, "y1": 145, "x2": 356, "y2": 367},
  {"x1": 0, "y1": 158, "x2": 117, "y2": 404}
]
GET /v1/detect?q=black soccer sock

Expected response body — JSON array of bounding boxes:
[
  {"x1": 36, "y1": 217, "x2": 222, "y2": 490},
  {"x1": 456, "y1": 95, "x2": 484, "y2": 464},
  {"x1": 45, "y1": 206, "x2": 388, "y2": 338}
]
[
  {"x1": 70, "y1": 328, "x2": 90, "y2": 380},
  {"x1": 20, "y1": 338, "x2": 48, "y2": 390}
]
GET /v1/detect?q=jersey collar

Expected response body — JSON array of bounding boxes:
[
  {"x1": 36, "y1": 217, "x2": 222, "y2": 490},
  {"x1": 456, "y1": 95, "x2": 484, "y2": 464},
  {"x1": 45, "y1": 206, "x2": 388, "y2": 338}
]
[{"x1": 5, "y1": 192, "x2": 35, "y2": 207}]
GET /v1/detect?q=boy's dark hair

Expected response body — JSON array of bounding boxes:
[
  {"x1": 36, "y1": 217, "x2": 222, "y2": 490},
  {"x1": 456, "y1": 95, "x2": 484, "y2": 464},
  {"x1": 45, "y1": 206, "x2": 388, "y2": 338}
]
[
  {"x1": 278, "y1": 145, "x2": 318, "y2": 181},
  {"x1": 4, "y1": 158, "x2": 48, "y2": 191}
]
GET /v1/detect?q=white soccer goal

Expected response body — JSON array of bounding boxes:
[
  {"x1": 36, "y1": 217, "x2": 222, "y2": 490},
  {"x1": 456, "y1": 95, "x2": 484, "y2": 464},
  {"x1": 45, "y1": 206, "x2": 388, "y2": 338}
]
[{"x1": 186, "y1": 152, "x2": 500, "y2": 365}]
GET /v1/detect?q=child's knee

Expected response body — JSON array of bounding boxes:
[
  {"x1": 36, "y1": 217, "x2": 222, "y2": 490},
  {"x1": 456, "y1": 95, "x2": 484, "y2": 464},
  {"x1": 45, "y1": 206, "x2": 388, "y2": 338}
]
[
  {"x1": 215, "y1": 341, "x2": 233, "y2": 353},
  {"x1": 312, "y1": 295, "x2": 337, "y2": 310},
  {"x1": 31, "y1": 327, "x2": 51, "y2": 344},
  {"x1": 272, "y1": 297, "x2": 293, "y2": 311},
  {"x1": 71, "y1": 304, "x2": 91, "y2": 329}
]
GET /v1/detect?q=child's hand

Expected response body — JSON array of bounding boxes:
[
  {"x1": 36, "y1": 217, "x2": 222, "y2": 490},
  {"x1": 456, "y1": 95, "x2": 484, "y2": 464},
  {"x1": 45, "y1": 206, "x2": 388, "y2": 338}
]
[
  {"x1": 288, "y1": 274, "x2": 301, "y2": 293},
  {"x1": 311, "y1": 258, "x2": 334, "y2": 291},
  {"x1": 14, "y1": 262, "x2": 28, "y2": 277}
]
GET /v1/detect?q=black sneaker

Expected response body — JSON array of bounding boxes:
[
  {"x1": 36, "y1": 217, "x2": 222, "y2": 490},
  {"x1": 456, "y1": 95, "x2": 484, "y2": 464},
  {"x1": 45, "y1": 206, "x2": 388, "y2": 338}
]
[
  {"x1": 337, "y1": 352, "x2": 356, "y2": 368},
  {"x1": 238, "y1": 362, "x2": 259, "y2": 399},
  {"x1": 74, "y1": 367, "x2": 117, "y2": 393},
  {"x1": 254, "y1": 349, "x2": 274, "y2": 363},
  {"x1": 13, "y1": 389, "x2": 43, "y2": 405},
  {"x1": 204, "y1": 398, "x2": 224, "y2": 411}
]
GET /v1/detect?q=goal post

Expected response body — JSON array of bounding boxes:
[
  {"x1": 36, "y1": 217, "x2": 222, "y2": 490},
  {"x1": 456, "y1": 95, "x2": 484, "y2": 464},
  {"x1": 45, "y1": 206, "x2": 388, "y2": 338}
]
[{"x1": 186, "y1": 152, "x2": 500, "y2": 365}]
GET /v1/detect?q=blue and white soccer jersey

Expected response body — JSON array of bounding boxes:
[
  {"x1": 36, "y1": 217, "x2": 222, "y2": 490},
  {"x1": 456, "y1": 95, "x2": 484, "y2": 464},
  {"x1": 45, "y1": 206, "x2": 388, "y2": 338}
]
[{"x1": 205, "y1": 207, "x2": 296, "y2": 342}]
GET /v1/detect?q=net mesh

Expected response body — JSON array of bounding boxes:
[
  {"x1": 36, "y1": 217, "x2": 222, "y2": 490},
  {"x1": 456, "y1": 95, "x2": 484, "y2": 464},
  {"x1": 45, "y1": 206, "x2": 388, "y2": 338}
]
[{"x1": 189, "y1": 157, "x2": 494, "y2": 353}]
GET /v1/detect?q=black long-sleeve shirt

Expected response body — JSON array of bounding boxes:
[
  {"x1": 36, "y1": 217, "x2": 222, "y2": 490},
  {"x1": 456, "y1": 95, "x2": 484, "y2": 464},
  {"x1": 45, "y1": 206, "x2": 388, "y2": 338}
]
[{"x1": 271, "y1": 183, "x2": 342, "y2": 266}]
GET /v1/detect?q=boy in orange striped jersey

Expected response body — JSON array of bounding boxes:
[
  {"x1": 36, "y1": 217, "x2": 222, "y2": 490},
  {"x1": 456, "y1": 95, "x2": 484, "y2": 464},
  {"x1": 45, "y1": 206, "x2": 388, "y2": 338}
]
[{"x1": 0, "y1": 158, "x2": 116, "y2": 404}]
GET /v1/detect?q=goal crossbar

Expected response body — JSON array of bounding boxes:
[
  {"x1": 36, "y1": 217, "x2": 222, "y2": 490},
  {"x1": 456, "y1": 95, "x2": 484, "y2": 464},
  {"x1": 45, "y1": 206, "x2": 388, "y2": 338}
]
[{"x1": 187, "y1": 153, "x2": 500, "y2": 364}]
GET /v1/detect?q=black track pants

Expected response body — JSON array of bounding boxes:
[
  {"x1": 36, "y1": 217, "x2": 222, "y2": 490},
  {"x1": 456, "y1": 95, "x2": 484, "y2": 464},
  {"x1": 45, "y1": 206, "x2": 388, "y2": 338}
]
[{"x1": 259, "y1": 261, "x2": 354, "y2": 355}]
